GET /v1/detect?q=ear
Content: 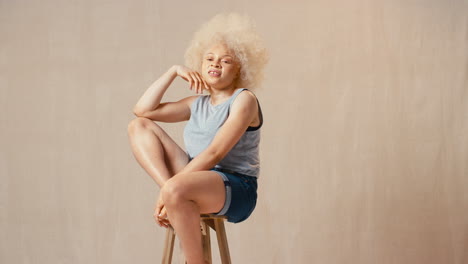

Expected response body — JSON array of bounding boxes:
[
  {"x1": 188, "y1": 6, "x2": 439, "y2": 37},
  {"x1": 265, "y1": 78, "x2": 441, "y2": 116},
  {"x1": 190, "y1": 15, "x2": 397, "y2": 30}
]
[
  {"x1": 233, "y1": 70, "x2": 241, "y2": 87},
  {"x1": 234, "y1": 70, "x2": 240, "y2": 82},
  {"x1": 235, "y1": 66, "x2": 241, "y2": 78}
]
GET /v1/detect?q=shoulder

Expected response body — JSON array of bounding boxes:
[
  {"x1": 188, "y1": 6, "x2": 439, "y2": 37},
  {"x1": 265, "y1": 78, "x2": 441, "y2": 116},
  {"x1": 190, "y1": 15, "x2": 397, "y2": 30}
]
[
  {"x1": 234, "y1": 89, "x2": 258, "y2": 105},
  {"x1": 181, "y1": 94, "x2": 203, "y2": 108},
  {"x1": 231, "y1": 89, "x2": 258, "y2": 113}
]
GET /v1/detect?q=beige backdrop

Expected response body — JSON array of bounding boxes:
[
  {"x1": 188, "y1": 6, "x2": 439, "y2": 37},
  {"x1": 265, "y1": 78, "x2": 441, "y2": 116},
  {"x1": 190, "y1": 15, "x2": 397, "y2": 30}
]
[{"x1": 1, "y1": 0, "x2": 467, "y2": 263}]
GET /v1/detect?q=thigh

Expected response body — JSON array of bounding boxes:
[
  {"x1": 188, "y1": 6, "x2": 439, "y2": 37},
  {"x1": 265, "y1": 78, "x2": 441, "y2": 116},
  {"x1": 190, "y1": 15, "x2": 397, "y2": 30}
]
[
  {"x1": 134, "y1": 117, "x2": 189, "y2": 175},
  {"x1": 163, "y1": 171, "x2": 226, "y2": 215}
]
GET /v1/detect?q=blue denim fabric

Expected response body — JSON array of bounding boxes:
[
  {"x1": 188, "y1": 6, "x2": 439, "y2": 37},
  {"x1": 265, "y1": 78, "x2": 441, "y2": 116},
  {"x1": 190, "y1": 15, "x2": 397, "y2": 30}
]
[{"x1": 210, "y1": 168, "x2": 258, "y2": 223}]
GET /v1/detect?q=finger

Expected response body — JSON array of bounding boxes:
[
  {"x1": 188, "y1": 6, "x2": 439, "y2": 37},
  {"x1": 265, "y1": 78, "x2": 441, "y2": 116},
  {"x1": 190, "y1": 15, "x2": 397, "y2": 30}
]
[
  {"x1": 195, "y1": 72, "x2": 203, "y2": 93},
  {"x1": 158, "y1": 214, "x2": 170, "y2": 228},
  {"x1": 160, "y1": 206, "x2": 168, "y2": 219},
  {"x1": 157, "y1": 216, "x2": 166, "y2": 226},
  {"x1": 201, "y1": 77, "x2": 209, "y2": 90},
  {"x1": 190, "y1": 73, "x2": 199, "y2": 93},
  {"x1": 154, "y1": 202, "x2": 162, "y2": 216},
  {"x1": 161, "y1": 221, "x2": 169, "y2": 228},
  {"x1": 189, "y1": 73, "x2": 199, "y2": 93},
  {"x1": 160, "y1": 207, "x2": 170, "y2": 224},
  {"x1": 160, "y1": 216, "x2": 170, "y2": 225},
  {"x1": 163, "y1": 217, "x2": 171, "y2": 226},
  {"x1": 155, "y1": 206, "x2": 165, "y2": 222},
  {"x1": 156, "y1": 206, "x2": 162, "y2": 217},
  {"x1": 199, "y1": 73, "x2": 210, "y2": 91},
  {"x1": 154, "y1": 204, "x2": 164, "y2": 224},
  {"x1": 158, "y1": 218, "x2": 167, "y2": 228},
  {"x1": 194, "y1": 72, "x2": 202, "y2": 93},
  {"x1": 154, "y1": 209, "x2": 161, "y2": 224},
  {"x1": 195, "y1": 73, "x2": 204, "y2": 93},
  {"x1": 188, "y1": 76, "x2": 194, "y2": 90},
  {"x1": 154, "y1": 214, "x2": 161, "y2": 226}
]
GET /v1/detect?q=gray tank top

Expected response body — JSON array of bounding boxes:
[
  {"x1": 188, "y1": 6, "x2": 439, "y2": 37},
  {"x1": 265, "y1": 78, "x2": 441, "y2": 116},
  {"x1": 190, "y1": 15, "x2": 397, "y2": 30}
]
[{"x1": 183, "y1": 88, "x2": 263, "y2": 178}]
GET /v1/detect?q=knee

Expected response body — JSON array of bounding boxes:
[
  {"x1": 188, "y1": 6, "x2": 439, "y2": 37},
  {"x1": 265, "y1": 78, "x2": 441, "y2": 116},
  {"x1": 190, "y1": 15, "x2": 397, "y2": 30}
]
[
  {"x1": 127, "y1": 117, "x2": 146, "y2": 133},
  {"x1": 127, "y1": 117, "x2": 158, "y2": 135},
  {"x1": 161, "y1": 178, "x2": 188, "y2": 207}
]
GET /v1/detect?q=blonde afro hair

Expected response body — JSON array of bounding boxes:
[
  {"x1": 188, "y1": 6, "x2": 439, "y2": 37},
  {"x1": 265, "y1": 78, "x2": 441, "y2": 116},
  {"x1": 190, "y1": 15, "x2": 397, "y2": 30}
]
[{"x1": 184, "y1": 12, "x2": 269, "y2": 90}]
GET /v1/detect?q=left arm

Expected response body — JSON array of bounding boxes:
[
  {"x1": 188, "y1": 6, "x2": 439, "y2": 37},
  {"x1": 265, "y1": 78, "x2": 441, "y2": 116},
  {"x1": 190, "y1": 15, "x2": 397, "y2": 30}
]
[{"x1": 177, "y1": 91, "x2": 258, "y2": 175}]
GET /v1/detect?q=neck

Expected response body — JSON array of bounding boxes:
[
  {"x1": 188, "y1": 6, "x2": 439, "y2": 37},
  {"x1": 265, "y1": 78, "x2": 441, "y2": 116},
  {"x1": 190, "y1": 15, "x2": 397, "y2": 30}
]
[{"x1": 209, "y1": 86, "x2": 238, "y2": 105}]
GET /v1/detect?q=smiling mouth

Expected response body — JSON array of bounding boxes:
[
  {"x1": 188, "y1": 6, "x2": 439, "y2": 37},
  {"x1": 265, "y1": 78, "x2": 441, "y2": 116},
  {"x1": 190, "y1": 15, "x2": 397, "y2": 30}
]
[{"x1": 208, "y1": 70, "x2": 221, "y2": 77}]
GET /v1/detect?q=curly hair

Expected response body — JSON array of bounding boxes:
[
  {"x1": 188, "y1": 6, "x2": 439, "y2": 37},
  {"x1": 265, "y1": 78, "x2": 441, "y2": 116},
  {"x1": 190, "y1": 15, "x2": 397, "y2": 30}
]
[{"x1": 184, "y1": 12, "x2": 269, "y2": 90}]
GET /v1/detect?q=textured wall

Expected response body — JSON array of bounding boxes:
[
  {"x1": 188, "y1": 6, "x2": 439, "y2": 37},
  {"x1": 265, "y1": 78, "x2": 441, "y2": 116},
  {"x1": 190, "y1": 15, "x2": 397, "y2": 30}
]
[{"x1": 1, "y1": 0, "x2": 467, "y2": 263}]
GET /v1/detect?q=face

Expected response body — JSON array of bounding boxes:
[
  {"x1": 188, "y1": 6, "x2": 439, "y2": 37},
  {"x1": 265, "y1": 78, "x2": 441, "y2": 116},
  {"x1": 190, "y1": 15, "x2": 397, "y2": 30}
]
[{"x1": 201, "y1": 42, "x2": 240, "y2": 90}]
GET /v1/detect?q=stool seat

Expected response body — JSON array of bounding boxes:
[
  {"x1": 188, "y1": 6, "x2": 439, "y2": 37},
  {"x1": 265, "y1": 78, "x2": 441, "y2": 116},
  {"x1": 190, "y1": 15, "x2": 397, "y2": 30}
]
[{"x1": 161, "y1": 214, "x2": 231, "y2": 264}]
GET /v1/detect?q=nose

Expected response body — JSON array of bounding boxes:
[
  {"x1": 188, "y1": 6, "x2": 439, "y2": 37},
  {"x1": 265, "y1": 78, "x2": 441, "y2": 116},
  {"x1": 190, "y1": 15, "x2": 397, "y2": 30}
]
[{"x1": 211, "y1": 60, "x2": 221, "y2": 68}]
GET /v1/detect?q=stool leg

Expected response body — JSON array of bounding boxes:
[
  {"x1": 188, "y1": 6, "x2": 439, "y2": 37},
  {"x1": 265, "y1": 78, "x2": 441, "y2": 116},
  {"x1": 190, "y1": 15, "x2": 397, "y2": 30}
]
[
  {"x1": 214, "y1": 219, "x2": 231, "y2": 264},
  {"x1": 201, "y1": 220, "x2": 212, "y2": 263},
  {"x1": 162, "y1": 226, "x2": 176, "y2": 264}
]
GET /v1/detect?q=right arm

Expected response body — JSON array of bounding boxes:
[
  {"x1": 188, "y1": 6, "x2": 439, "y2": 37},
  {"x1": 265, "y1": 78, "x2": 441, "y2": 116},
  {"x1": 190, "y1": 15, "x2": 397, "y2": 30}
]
[{"x1": 132, "y1": 65, "x2": 208, "y2": 122}]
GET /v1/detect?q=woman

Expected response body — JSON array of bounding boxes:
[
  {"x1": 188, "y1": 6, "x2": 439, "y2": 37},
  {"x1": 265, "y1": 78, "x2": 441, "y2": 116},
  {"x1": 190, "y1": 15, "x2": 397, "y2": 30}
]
[{"x1": 127, "y1": 13, "x2": 268, "y2": 264}]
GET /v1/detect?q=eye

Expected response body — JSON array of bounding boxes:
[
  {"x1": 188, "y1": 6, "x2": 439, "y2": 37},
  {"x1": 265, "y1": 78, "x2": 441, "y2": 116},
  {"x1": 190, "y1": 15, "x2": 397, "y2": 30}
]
[{"x1": 222, "y1": 60, "x2": 231, "y2": 64}]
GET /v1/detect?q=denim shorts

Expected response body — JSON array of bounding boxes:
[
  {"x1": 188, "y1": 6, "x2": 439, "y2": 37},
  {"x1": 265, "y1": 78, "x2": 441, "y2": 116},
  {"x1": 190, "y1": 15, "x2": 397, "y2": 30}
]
[
  {"x1": 210, "y1": 167, "x2": 258, "y2": 223},
  {"x1": 209, "y1": 167, "x2": 258, "y2": 223}
]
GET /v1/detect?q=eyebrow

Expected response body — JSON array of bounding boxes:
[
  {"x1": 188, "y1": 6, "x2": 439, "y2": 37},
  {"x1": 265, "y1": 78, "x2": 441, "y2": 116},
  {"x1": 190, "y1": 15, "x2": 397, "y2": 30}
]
[{"x1": 205, "y1": 52, "x2": 233, "y2": 58}]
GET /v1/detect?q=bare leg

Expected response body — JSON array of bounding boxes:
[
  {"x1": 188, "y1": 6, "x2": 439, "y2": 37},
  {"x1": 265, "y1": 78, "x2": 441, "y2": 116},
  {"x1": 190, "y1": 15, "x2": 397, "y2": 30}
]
[
  {"x1": 127, "y1": 117, "x2": 193, "y2": 260},
  {"x1": 162, "y1": 171, "x2": 226, "y2": 264},
  {"x1": 128, "y1": 117, "x2": 224, "y2": 264},
  {"x1": 127, "y1": 117, "x2": 189, "y2": 187}
]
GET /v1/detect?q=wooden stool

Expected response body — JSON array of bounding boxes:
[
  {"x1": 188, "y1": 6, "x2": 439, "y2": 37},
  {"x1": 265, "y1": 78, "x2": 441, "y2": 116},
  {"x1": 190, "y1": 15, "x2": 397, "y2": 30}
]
[{"x1": 161, "y1": 214, "x2": 231, "y2": 264}]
